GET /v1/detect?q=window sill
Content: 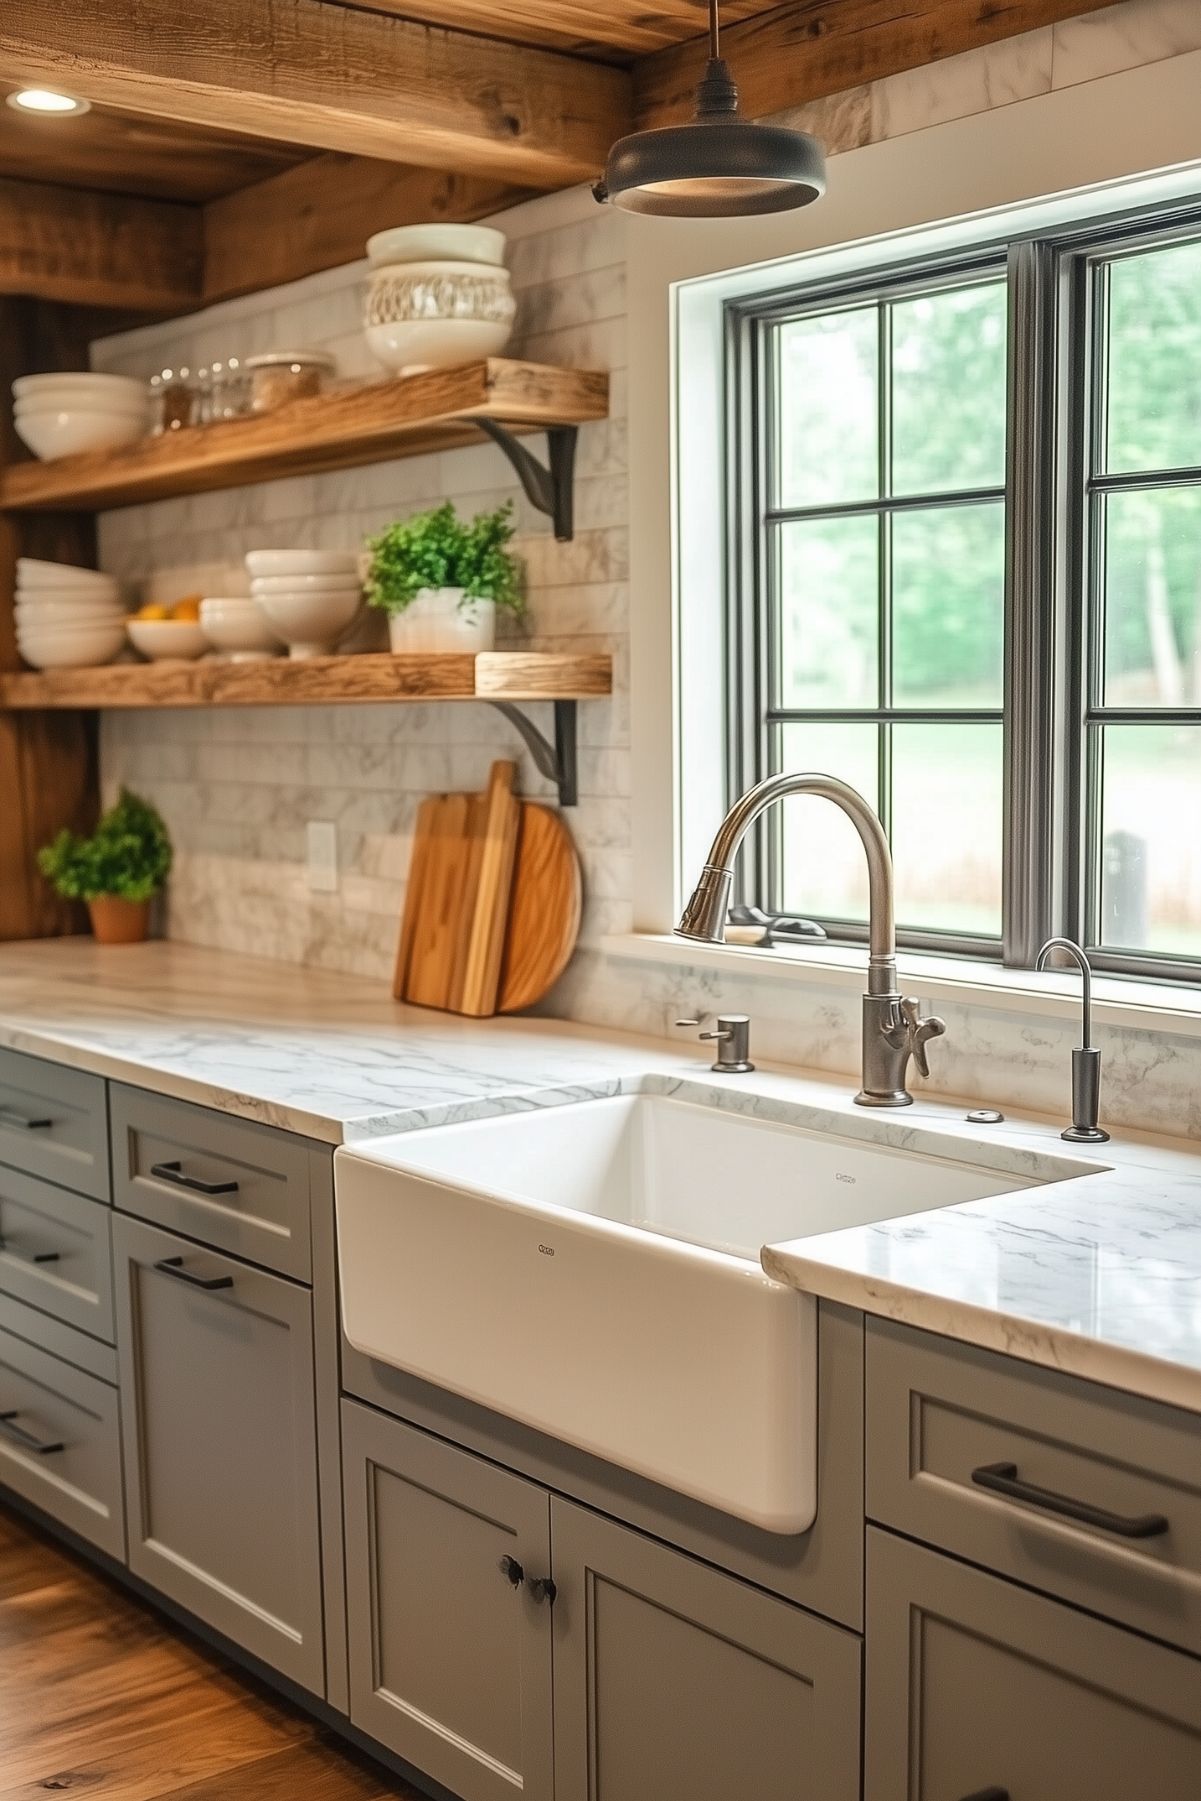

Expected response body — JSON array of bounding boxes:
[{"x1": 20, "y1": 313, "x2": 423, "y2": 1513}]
[{"x1": 601, "y1": 933, "x2": 1201, "y2": 1040}]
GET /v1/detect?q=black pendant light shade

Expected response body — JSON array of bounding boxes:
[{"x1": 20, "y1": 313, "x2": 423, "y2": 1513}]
[{"x1": 594, "y1": 4, "x2": 825, "y2": 218}]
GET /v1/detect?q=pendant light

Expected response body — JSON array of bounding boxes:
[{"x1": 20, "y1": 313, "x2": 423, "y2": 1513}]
[{"x1": 593, "y1": 0, "x2": 825, "y2": 218}]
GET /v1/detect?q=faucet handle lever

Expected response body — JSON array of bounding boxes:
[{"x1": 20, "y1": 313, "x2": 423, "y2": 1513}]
[{"x1": 900, "y1": 998, "x2": 947, "y2": 1080}]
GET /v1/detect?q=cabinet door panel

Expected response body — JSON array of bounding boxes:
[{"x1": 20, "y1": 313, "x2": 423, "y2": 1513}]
[
  {"x1": 114, "y1": 1212, "x2": 323, "y2": 1692},
  {"x1": 552, "y1": 1498, "x2": 861, "y2": 1801},
  {"x1": 866, "y1": 1526, "x2": 1201, "y2": 1801},
  {"x1": 0, "y1": 1319, "x2": 122, "y2": 1559},
  {"x1": 342, "y1": 1400, "x2": 553, "y2": 1801}
]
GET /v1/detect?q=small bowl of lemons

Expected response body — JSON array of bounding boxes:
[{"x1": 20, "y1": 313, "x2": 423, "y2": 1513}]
[{"x1": 126, "y1": 594, "x2": 209, "y2": 662}]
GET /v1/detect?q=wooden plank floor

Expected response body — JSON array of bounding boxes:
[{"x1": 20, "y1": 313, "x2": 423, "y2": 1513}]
[{"x1": 0, "y1": 1504, "x2": 422, "y2": 1801}]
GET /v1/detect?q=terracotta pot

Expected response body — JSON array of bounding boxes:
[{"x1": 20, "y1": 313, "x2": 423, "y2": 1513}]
[{"x1": 87, "y1": 896, "x2": 151, "y2": 945}]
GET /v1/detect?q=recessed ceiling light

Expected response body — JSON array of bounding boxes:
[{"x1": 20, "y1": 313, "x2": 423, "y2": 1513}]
[{"x1": 7, "y1": 89, "x2": 91, "y2": 116}]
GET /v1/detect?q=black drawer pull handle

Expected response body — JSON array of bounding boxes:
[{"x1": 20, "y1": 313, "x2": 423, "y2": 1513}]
[
  {"x1": 149, "y1": 1159, "x2": 239, "y2": 1197},
  {"x1": 971, "y1": 1461, "x2": 1169, "y2": 1539},
  {"x1": 0, "y1": 1411, "x2": 63, "y2": 1455},
  {"x1": 153, "y1": 1255, "x2": 234, "y2": 1292},
  {"x1": 0, "y1": 1107, "x2": 53, "y2": 1131},
  {"x1": 959, "y1": 1789, "x2": 1009, "y2": 1800},
  {"x1": 0, "y1": 1237, "x2": 60, "y2": 1266},
  {"x1": 499, "y1": 1555, "x2": 525, "y2": 1588}
]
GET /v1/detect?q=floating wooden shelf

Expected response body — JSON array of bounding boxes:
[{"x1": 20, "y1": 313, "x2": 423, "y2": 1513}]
[
  {"x1": 0, "y1": 651, "x2": 611, "y2": 712},
  {"x1": 0, "y1": 361, "x2": 609, "y2": 514}
]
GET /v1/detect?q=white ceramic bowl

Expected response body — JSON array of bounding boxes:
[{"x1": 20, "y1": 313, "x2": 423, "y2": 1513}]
[
  {"x1": 15, "y1": 394, "x2": 147, "y2": 420},
  {"x1": 126, "y1": 618, "x2": 209, "y2": 662},
  {"x1": 365, "y1": 317, "x2": 514, "y2": 374},
  {"x1": 16, "y1": 597, "x2": 125, "y2": 626},
  {"x1": 13, "y1": 371, "x2": 146, "y2": 405},
  {"x1": 250, "y1": 572, "x2": 363, "y2": 596},
  {"x1": 17, "y1": 586, "x2": 121, "y2": 609},
  {"x1": 364, "y1": 259, "x2": 515, "y2": 374},
  {"x1": 367, "y1": 224, "x2": 507, "y2": 270},
  {"x1": 254, "y1": 587, "x2": 362, "y2": 659},
  {"x1": 199, "y1": 598, "x2": 283, "y2": 661},
  {"x1": 15, "y1": 406, "x2": 149, "y2": 460},
  {"x1": 244, "y1": 549, "x2": 359, "y2": 578},
  {"x1": 16, "y1": 557, "x2": 119, "y2": 593},
  {"x1": 17, "y1": 618, "x2": 127, "y2": 670}
]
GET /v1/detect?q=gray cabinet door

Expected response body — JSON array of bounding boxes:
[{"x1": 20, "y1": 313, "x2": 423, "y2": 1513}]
[
  {"x1": 0, "y1": 1047, "x2": 109, "y2": 1201},
  {"x1": 342, "y1": 1399, "x2": 554, "y2": 1801},
  {"x1": 552, "y1": 1497, "x2": 862, "y2": 1801},
  {"x1": 866, "y1": 1526, "x2": 1201, "y2": 1801},
  {"x1": 0, "y1": 1166, "x2": 114, "y2": 1342},
  {"x1": 114, "y1": 1212, "x2": 324, "y2": 1693}
]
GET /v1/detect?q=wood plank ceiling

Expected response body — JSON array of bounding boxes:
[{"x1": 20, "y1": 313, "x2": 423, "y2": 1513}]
[{"x1": 0, "y1": 0, "x2": 1114, "y2": 314}]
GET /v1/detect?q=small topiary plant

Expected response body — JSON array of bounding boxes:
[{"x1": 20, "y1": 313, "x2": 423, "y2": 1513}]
[{"x1": 365, "y1": 500, "x2": 524, "y2": 616}]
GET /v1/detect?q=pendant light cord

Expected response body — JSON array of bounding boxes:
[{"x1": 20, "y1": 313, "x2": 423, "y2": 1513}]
[{"x1": 709, "y1": 0, "x2": 720, "y2": 60}]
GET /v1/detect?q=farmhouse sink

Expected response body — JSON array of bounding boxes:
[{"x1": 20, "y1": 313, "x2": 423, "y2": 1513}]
[{"x1": 334, "y1": 1088, "x2": 1104, "y2": 1533}]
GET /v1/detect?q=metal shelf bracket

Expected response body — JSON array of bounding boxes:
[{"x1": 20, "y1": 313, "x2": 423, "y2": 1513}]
[
  {"x1": 488, "y1": 699, "x2": 578, "y2": 807},
  {"x1": 475, "y1": 420, "x2": 578, "y2": 541}
]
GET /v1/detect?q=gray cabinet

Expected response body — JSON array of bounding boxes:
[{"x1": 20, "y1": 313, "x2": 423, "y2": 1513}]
[
  {"x1": 0, "y1": 1047, "x2": 109, "y2": 1201},
  {"x1": 552, "y1": 1498, "x2": 862, "y2": 1801},
  {"x1": 0, "y1": 1165, "x2": 114, "y2": 1342},
  {"x1": 342, "y1": 1399, "x2": 554, "y2": 1801},
  {"x1": 866, "y1": 1317, "x2": 1201, "y2": 1655},
  {"x1": 342, "y1": 1402, "x2": 860, "y2": 1801},
  {"x1": 110, "y1": 1085, "x2": 312, "y2": 1280},
  {"x1": 866, "y1": 1526, "x2": 1201, "y2": 1801},
  {"x1": 114, "y1": 1211, "x2": 324, "y2": 1692}
]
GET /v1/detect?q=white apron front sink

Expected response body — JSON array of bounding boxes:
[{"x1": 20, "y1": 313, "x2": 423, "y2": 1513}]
[{"x1": 334, "y1": 1089, "x2": 1103, "y2": 1534}]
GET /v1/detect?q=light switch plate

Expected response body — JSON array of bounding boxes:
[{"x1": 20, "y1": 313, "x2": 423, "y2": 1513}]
[{"x1": 306, "y1": 821, "x2": 339, "y2": 893}]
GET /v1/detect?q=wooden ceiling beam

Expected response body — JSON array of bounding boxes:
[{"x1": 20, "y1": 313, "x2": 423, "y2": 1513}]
[
  {"x1": 203, "y1": 154, "x2": 533, "y2": 306},
  {"x1": 635, "y1": 0, "x2": 1116, "y2": 127},
  {"x1": 0, "y1": 0, "x2": 628, "y2": 188},
  {"x1": 0, "y1": 177, "x2": 202, "y2": 312}
]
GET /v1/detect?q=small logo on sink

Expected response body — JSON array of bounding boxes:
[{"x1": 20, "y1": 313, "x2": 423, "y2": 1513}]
[
  {"x1": 538, "y1": 1244, "x2": 556, "y2": 1257},
  {"x1": 835, "y1": 1172, "x2": 856, "y2": 1184}
]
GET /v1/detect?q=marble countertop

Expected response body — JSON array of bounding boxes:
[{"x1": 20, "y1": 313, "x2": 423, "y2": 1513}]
[{"x1": 3, "y1": 938, "x2": 1201, "y2": 1415}]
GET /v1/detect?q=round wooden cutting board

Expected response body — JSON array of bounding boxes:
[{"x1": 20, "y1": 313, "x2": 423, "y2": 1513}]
[{"x1": 497, "y1": 802, "x2": 583, "y2": 1013}]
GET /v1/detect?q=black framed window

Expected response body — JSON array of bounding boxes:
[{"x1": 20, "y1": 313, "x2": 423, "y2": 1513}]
[
  {"x1": 725, "y1": 205, "x2": 1201, "y2": 982},
  {"x1": 1077, "y1": 232, "x2": 1201, "y2": 974}
]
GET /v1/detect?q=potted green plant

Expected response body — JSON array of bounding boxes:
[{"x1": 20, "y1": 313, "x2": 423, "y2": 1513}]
[
  {"x1": 37, "y1": 789, "x2": 173, "y2": 945},
  {"x1": 365, "y1": 500, "x2": 524, "y2": 653}
]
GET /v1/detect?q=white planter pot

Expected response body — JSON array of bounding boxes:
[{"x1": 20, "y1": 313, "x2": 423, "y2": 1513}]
[{"x1": 388, "y1": 589, "x2": 497, "y2": 654}]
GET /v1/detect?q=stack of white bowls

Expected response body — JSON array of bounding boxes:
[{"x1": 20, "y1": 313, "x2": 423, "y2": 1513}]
[
  {"x1": 363, "y1": 224, "x2": 516, "y2": 374},
  {"x1": 245, "y1": 551, "x2": 362, "y2": 659},
  {"x1": 13, "y1": 373, "x2": 150, "y2": 460},
  {"x1": 15, "y1": 558, "x2": 127, "y2": 670}
]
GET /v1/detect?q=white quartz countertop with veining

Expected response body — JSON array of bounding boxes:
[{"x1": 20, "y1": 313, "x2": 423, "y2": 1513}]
[{"x1": 4, "y1": 938, "x2": 1201, "y2": 1415}]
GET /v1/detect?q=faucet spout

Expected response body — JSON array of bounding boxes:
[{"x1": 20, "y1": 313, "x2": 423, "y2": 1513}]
[
  {"x1": 677, "y1": 771, "x2": 897, "y2": 994},
  {"x1": 676, "y1": 770, "x2": 945, "y2": 1107}
]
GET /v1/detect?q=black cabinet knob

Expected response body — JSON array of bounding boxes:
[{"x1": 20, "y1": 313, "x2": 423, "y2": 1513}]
[
  {"x1": 498, "y1": 1555, "x2": 525, "y2": 1588},
  {"x1": 529, "y1": 1576, "x2": 557, "y2": 1605},
  {"x1": 960, "y1": 1789, "x2": 1009, "y2": 1800}
]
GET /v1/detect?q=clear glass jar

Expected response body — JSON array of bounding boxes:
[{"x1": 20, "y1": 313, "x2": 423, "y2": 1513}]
[
  {"x1": 244, "y1": 350, "x2": 335, "y2": 413},
  {"x1": 209, "y1": 356, "x2": 251, "y2": 421},
  {"x1": 150, "y1": 366, "x2": 196, "y2": 433}
]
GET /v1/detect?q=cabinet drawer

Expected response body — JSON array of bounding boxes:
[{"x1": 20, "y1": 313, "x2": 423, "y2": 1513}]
[
  {"x1": 114, "y1": 1213, "x2": 323, "y2": 1693},
  {"x1": 866, "y1": 1527, "x2": 1201, "y2": 1801},
  {"x1": 0, "y1": 1319, "x2": 123, "y2": 1560},
  {"x1": 0, "y1": 1167, "x2": 113, "y2": 1342},
  {"x1": 111, "y1": 1085, "x2": 311, "y2": 1280},
  {"x1": 866, "y1": 1318, "x2": 1201, "y2": 1654},
  {"x1": 0, "y1": 1048, "x2": 108, "y2": 1202}
]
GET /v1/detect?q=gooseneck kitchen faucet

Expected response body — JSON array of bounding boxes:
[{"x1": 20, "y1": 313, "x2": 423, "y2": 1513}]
[{"x1": 676, "y1": 771, "x2": 946, "y2": 1107}]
